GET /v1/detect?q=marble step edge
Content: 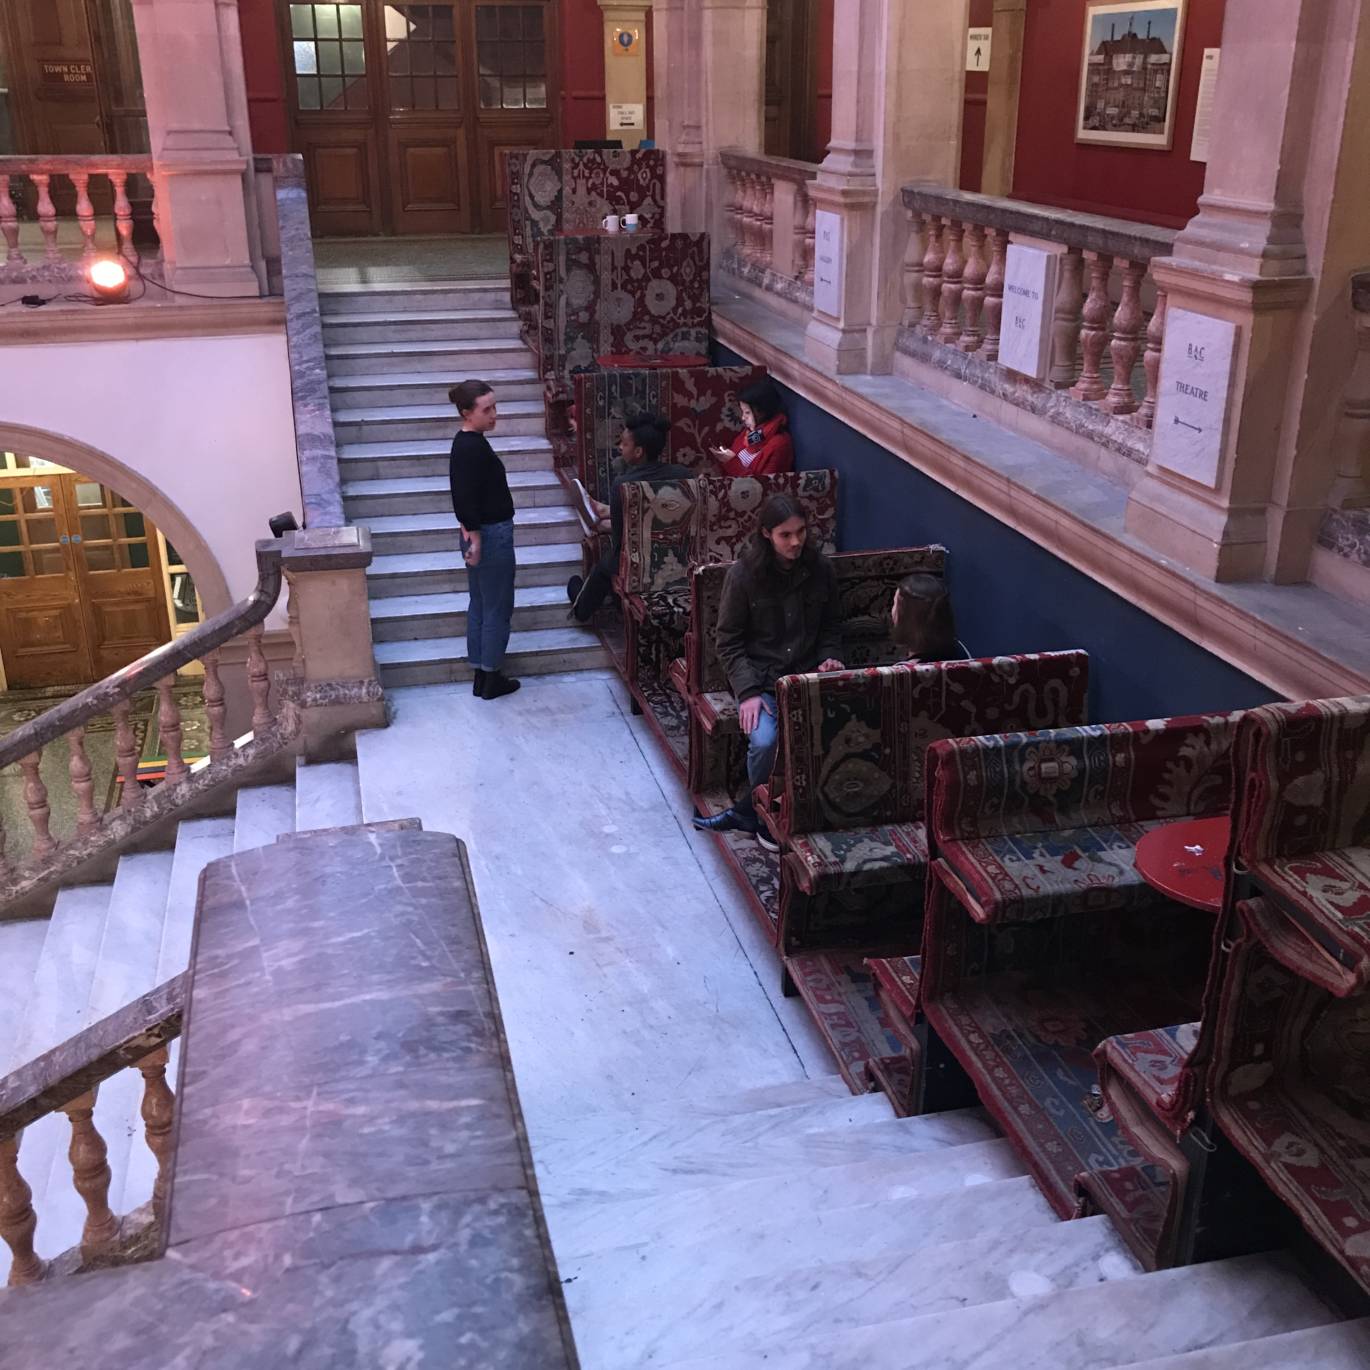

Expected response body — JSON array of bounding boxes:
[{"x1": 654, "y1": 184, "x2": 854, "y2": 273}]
[
  {"x1": 344, "y1": 472, "x2": 561, "y2": 497},
  {"x1": 373, "y1": 625, "x2": 604, "y2": 666},
  {"x1": 319, "y1": 307, "x2": 519, "y2": 325},
  {"x1": 1109, "y1": 1319, "x2": 1370, "y2": 1370},
  {"x1": 364, "y1": 506, "x2": 576, "y2": 533},
  {"x1": 370, "y1": 584, "x2": 568, "y2": 620},
  {"x1": 333, "y1": 400, "x2": 543, "y2": 422},
  {"x1": 329, "y1": 367, "x2": 539, "y2": 390}
]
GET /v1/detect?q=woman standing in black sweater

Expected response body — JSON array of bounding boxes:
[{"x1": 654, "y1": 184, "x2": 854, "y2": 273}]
[{"x1": 449, "y1": 379, "x2": 519, "y2": 699}]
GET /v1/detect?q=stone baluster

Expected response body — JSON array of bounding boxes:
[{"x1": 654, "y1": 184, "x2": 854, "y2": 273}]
[
  {"x1": 758, "y1": 176, "x2": 774, "y2": 270},
  {"x1": 137, "y1": 1048, "x2": 176, "y2": 1220},
  {"x1": 109, "y1": 170, "x2": 140, "y2": 269},
  {"x1": 938, "y1": 220, "x2": 966, "y2": 346},
  {"x1": 0, "y1": 1137, "x2": 43, "y2": 1286},
  {"x1": 1327, "y1": 273, "x2": 1370, "y2": 508},
  {"x1": 30, "y1": 175, "x2": 61, "y2": 264},
  {"x1": 901, "y1": 209, "x2": 926, "y2": 329},
  {"x1": 734, "y1": 174, "x2": 751, "y2": 264},
  {"x1": 68, "y1": 725, "x2": 99, "y2": 836},
  {"x1": 246, "y1": 626, "x2": 272, "y2": 732},
  {"x1": 19, "y1": 753, "x2": 55, "y2": 861},
  {"x1": 725, "y1": 169, "x2": 743, "y2": 260},
  {"x1": 1071, "y1": 252, "x2": 1115, "y2": 404},
  {"x1": 1050, "y1": 246, "x2": 1086, "y2": 389},
  {"x1": 61, "y1": 1091, "x2": 120, "y2": 1261},
  {"x1": 70, "y1": 171, "x2": 98, "y2": 263},
  {"x1": 155, "y1": 677, "x2": 189, "y2": 784},
  {"x1": 920, "y1": 216, "x2": 946, "y2": 335},
  {"x1": 112, "y1": 700, "x2": 143, "y2": 810},
  {"x1": 802, "y1": 195, "x2": 816, "y2": 289},
  {"x1": 746, "y1": 174, "x2": 762, "y2": 265},
  {"x1": 1135, "y1": 289, "x2": 1168, "y2": 430},
  {"x1": 0, "y1": 175, "x2": 22, "y2": 267},
  {"x1": 202, "y1": 649, "x2": 231, "y2": 761},
  {"x1": 959, "y1": 223, "x2": 987, "y2": 353},
  {"x1": 983, "y1": 228, "x2": 1008, "y2": 363},
  {"x1": 1104, "y1": 259, "x2": 1146, "y2": 415},
  {"x1": 792, "y1": 186, "x2": 809, "y2": 282}
]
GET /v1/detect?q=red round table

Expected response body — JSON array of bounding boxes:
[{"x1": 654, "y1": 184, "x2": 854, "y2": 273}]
[{"x1": 1133, "y1": 815, "x2": 1232, "y2": 913}]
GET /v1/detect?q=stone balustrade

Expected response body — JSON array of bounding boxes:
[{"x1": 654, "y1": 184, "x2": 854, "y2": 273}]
[
  {"x1": 720, "y1": 149, "x2": 818, "y2": 309},
  {"x1": 0, "y1": 157, "x2": 156, "y2": 285},
  {"x1": 898, "y1": 185, "x2": 1179, "y2": 464},
  {"x1": 0, "y1": 975, "x2": 184, "y2": 1284}
]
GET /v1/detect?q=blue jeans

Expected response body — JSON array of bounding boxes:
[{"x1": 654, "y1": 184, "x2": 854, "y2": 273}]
[
  {"x1": 738, "y1": 692, "x2": 778, "y2": 816},
  {"x1": 463, "y1": 519, "x2": 515, "y2": 672}
]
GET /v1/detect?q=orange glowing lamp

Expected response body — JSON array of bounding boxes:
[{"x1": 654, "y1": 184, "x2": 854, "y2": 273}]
[{"x1": 88, "y1": 257, "x2": 131, "y2": 303}]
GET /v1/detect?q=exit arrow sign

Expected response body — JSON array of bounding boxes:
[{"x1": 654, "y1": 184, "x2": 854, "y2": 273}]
[{"x1": 966, "y1": 28, "x2": 992, "y2": 72}]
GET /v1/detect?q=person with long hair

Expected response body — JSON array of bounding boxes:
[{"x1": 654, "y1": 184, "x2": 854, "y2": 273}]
[
  {"x1": 693, "y1": 494, "x2": 844, "y2": 849},
  {"x1": 449, "y1": 378, "x2": 519, "y2": 700},
  {"x1": 568, "y1": 412, "x2": 690, "y2": 623},
  {"x1": 707, "y1": 376, "x2": 794, "y2": 478},
  {"x1": 889, "y1": 572, "x2": 969, "y2": 663}
]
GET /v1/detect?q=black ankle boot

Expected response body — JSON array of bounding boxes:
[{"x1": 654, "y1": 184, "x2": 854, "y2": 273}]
[
  {"x1": 473, "y1": 669, "x2": 486, "y2": 697},
  {"x1": 481, "y1": 671, "x2": 521, "y2": 700}
]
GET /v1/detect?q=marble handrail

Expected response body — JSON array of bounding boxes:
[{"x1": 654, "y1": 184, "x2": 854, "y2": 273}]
[
  {"x1": 897, "y1": 184, "x2": 1177, "y2": 440},
  {"x1": 0, "y1": 156, "x2": 155, "y2": 281},
  {"x1": 719, "y1": 148, "x2": 818, "y2": 302},
  {"x1": 0, "y1": 974, "x2": 184, "y2": 1284}
]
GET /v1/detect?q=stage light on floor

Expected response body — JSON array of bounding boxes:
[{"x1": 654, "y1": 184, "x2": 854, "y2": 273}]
[{"x1": 88, "y1": 257, "x2": 131, "y2": 304}]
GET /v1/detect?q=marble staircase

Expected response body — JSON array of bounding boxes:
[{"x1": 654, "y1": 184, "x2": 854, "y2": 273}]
[
  {"x1": 322, "y1": 279, "x2": 607, "y2": 687},
  {"x1": 0, "y1": 759, "x2": 365, "y2": 1284}
]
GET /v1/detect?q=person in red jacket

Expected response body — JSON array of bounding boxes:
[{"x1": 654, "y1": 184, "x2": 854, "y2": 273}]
[{"x1": 709, "y1": 377, "x2": 794, "y2": 478}]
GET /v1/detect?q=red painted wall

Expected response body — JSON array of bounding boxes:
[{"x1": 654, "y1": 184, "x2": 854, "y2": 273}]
[
  {"x1": 960, "y1": 0, "x2": 994, "y2": 191},
  {"x1": 1012, "y1": 0, "x2": 1225, "y2": 227},
  {"x1": 239, "y1": 0, "x2": 289, "y2": 154},
  {"x1": 813, "y1": 0, "x2": 833, "y2": 158}
]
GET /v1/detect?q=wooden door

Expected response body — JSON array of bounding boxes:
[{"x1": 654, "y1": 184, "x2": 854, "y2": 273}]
[
  {"x1": 67, "y1": 478, "x2": 170, "y2": 679},
  {"x1": 763, "y1": 0, "x2": 818, "y2": 162},
  {"x1": 469, "y1": 1, "x2": 555, "y2": 233},
  {"x1": 0, "y1": 478, "x2": 93, "y2": 689},
  {"x1": 281, "y1": 0, "x2": 555, "y2": 235}
]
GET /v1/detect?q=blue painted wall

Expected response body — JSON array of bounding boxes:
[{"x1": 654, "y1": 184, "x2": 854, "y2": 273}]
[{"x1": 715, "y1": 343, "x2": 1278, "y2": 723}]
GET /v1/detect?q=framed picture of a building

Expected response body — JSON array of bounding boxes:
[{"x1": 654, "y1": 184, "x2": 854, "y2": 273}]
[{"x1": 1076, "y1": 0, "x2": 1187, "y2": 149}]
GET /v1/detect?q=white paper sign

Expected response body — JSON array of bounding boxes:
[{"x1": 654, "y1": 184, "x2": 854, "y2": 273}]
[
  {"x1": 608, "y1": 102, "x2": 644, "y2": 130},
  {"x1": 966, "y1": 27, "x2": 992, "y2": 72},
  {"x1": 813, "y1": 210, "x2": 843, "y2": 318},
  {"x1": 998, "y1": 244, "x2": 1058, "y2": 380},
  {"x1": 1189, "y1": 49, "x2": 1221, "y2": 163},
  {"x1": 1152, "y1": 307, "x2": 1239, "y2": 488}
]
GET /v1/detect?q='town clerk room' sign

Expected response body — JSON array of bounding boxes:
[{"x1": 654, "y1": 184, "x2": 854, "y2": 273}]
[{"x1": 1151, "y1": 308, "x2": 1240, "y2": 489}]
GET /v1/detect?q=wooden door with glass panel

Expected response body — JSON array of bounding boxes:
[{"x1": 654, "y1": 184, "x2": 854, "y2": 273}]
[
  {"x1": 0, "y1": 477, "x2": 90, "y2": 688},
  {"x1": 68, "y1": 479, "x2": 170, "y2": 679}
]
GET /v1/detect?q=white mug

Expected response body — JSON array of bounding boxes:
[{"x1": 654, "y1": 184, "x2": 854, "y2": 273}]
[
  {"x1": 601, "y1": 214, "x2": 621, "y2": 233},
  {"x1": 623, "y1": 213, "x2": 640, "y2": 233}
]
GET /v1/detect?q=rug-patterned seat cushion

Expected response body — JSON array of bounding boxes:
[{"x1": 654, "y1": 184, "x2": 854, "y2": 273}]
[
  {"x1": 642, "y1": 584, "x2": 692, "y2": 636},
  {"x1": 785, "y1": 822, "x2": 928, "y2": 895},
  {"x1": 696, "y1": 690, "x2": 739, "y2": 734},
  {"x1": 939, "y1": 819, "x2": 1167, "y2": 925},
  {"x1": 868, "y1": 955, "x2": 923, "y2": 1023},
  {"x1": 1097, "y1": 1022, "x2": 1199, "y2": 1128}
]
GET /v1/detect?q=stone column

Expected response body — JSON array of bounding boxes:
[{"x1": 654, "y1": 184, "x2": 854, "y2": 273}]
[
  {"x1": 599, "y1": 2, "x2": 651, "y2": 149},
  {"x1": 131, "y1": 0, "x2": 261, "y2": 297},
  {"x1": 650, "y1": 0, "x2": 706, "y2": 232},
  {"x1": 804, "y1": 0, "x2": 968, "y2": 375},
  {"x1": 1125, "y1": 0, "x2": 1367, "y2": 582},
  {"x1": 981, "y1": 0, "x2": 1026, "y2": 198},
  {"x1": 281, "y1": 527, "x2": 387, "y2": 762}
]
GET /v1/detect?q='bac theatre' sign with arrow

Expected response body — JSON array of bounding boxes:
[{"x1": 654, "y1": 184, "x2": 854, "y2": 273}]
[{"x1": 1151, "y1": 307, "x2": 1240, "y2": 488}]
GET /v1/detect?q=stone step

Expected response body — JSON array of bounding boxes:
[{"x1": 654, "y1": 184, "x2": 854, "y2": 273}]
[
  {"x1": 367, "y1": 542, "x2": 581, "y2": 598},
  {"x1": 540, "y1": 1106, "x2": 997, "y2": 1203},
  {"x1": 370, "y1": 584, "x2": 570, "y2": 641},
  {"x1": 0, "y1": 918, "x2": 49, "y2": 1072},
  {"x1": 1116, "y1": 1320, "x2": 1370, "y2": 1370},
  {"x1": 543, "y1": 1138, "x2": 1034, "y2": 1261},
  {"x1": 332, "y1": 399, "x2": 545, "y2": 443},
  {"x1": 233, "y1": 783, "x2": 297, "y2": 852},
  {"x1": 337, "y1": 434, "x2": 554, "y2": 481},
  {"x1": 655, "y1": 1252, "x2": 1340, "y2": 1370},
  {"x1": 572, "y1": 1214, "x2": 1140, "y2": 1370},
  {"x1": 363, "y1": 505, "x2": 577, "y2": 555},
  {"x1": 316, "y1": 280, "x2": 511, "y2": 313},
  {"x1": 294, "y1": 759, "x2": 363, "y2": 832},
  {"x1": 320, "y1": 308, "x2": 522, "y2": 344},
  {"x1": 343, "y1": 470, "x2": 564, "y2": 519},
  {"x1": 154, "y1": 817, "x2": 237, "y2": 984},
  {"x1": 329, "y1": 367, "x2": 541, "y2": 409},
  {"x1": 373, "y1": 625, "x2": 608, "y2": 687},
  {"x1": 325, "y1": 337, "x2": 536, "y2": 377}
]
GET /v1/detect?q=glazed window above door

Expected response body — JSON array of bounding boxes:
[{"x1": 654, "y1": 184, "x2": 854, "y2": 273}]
[
  {"x1": 475, "y1": 4, "x2": 545, "y2": 110},
  {"x1": 290, "y1": 3, "x2": 369, "y2": 110}
]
